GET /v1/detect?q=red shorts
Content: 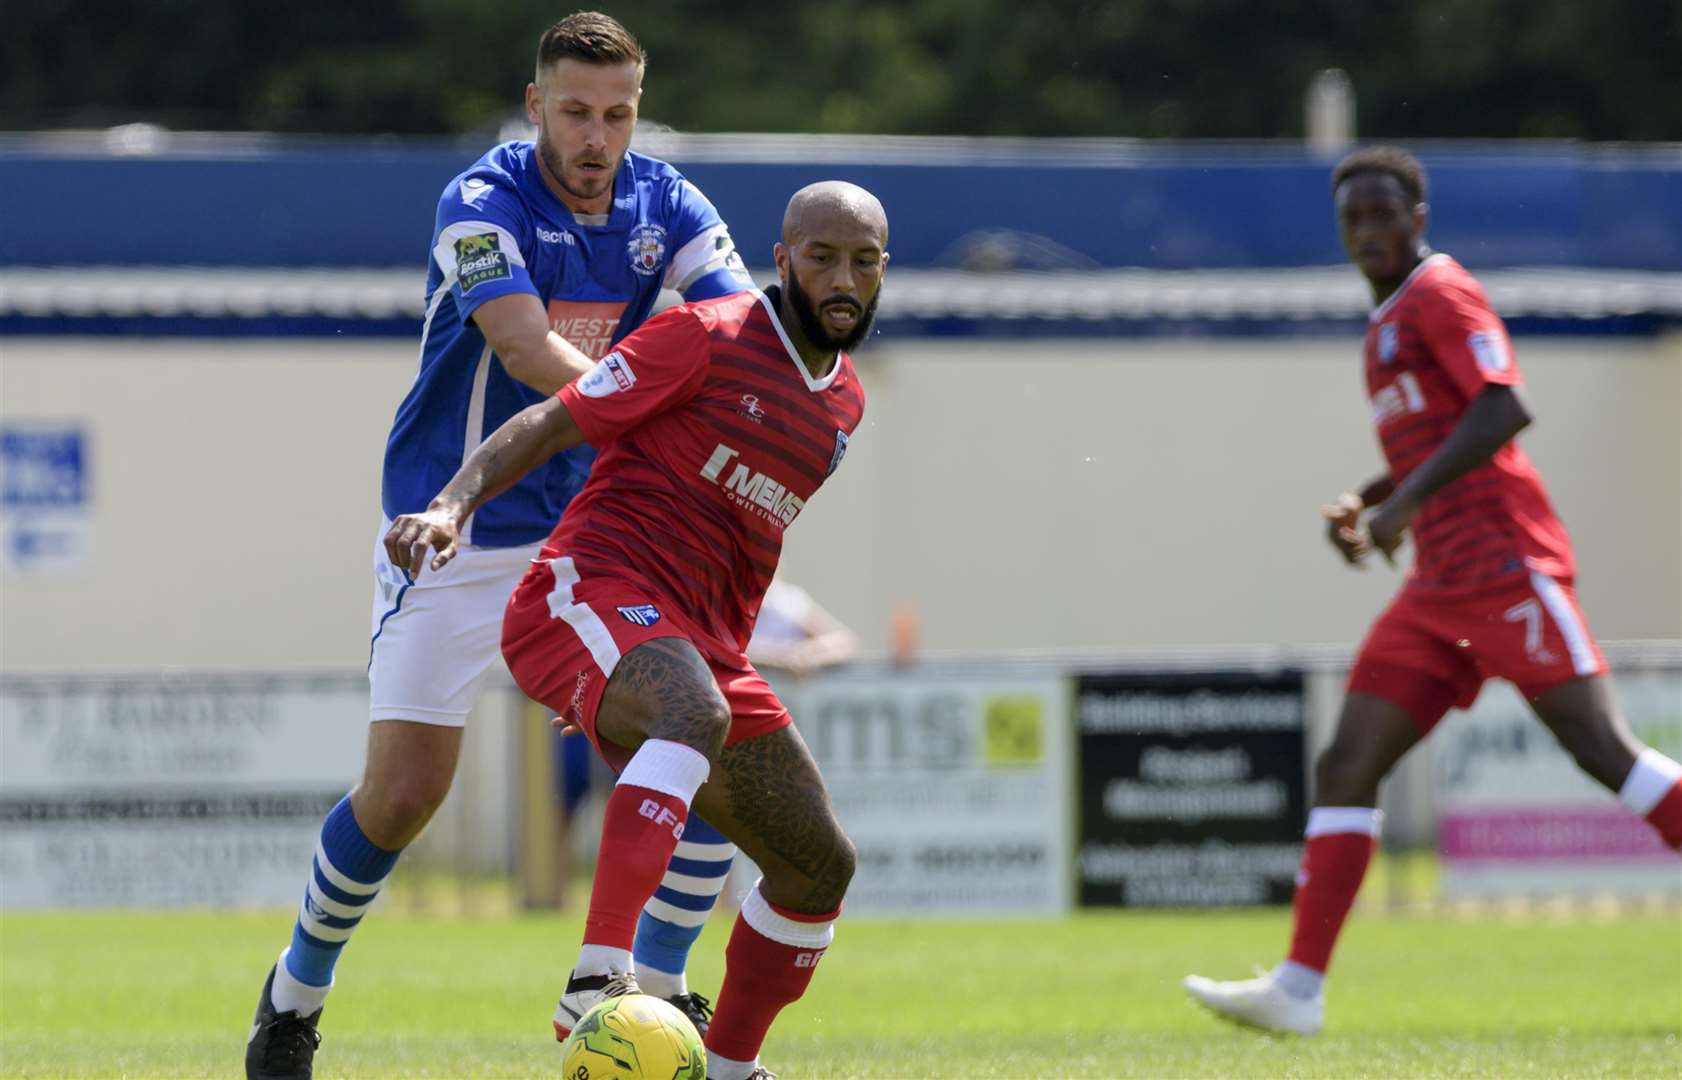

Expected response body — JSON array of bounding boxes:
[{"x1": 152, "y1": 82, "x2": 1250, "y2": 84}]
[
  {"x1": 1348, "y1": 570, "x2": 1606, "y2": 735},
  {"x1": 501, "y1": 555, "x2": 790, "y2": 772}
]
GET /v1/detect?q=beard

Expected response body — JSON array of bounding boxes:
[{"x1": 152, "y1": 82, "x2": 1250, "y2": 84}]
[
  {"x1": 536, "y1": 115, "x2": 612, "y2": 204},
  {"x1": 783, "y1": 270, "x2": 880, "y2": 353}
]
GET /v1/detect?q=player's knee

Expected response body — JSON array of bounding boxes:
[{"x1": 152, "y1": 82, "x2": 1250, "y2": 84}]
[
  {"x1": 652, "y1": 694, "x2": 730, "y2": 761},
  {"x1": 1551, "y1": 713, "x2": 1632, "y2": 789},
  {"x1": 805, "y1": 830, "x2": 857, "y2": 914},
  {"x1": 1313, "y1": 741, "x2": 1372, "y2": 806},
  {"x1": 362, "y1": 769, "x2": 452, "y2": 837},
  {"x1": 830, "y1": 831, "x2": 858, "y2": 894},
  {"x1": 758, "y1": 825, "x2": 854, "y2": 915}
]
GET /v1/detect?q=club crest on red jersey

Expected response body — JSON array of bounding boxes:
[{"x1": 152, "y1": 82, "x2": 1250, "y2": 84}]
[
  {"x1": 617, "y1": 604, "x2": 661, "y2": 627},
  {"x1": 826, "y1": 429, "x2": 850, "y2": 477},
  {"x1": 1377, "y1": 322, "x2": 1398, "y2": 364},
  {"x1": 626, "y1": 223, "x2": 667, "y2": 277}
]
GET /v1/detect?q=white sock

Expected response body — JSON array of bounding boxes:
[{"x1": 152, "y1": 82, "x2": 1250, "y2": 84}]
[
  {"x1": 1272, "y1": 959, "x2": 1325, "y2": 1001},
  {"x1": 707, "y1": 1049, "x2": 758, "y2": 1080},
  {"x1": 1619, "y1": 748, "x2": 1682, "y2": 816},
  {"x1": 634, "y1": 963, "x2": 686, "y2": 999},
  {"x1": 619, "y1": 739, "x2": 711, "y2": 802},
  {"x1": 575, "y1": 944, "x2": 634, "y2": 979},
  {"x1": 1304, "y1": 805, "x2": 1383, "y2": 839},
  {"x1": 270, "y1": 948, "x2": 332, "y2": 1016}
]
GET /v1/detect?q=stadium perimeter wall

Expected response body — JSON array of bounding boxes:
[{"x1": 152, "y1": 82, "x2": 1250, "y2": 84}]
[{"x1": 3, "y1": 331, "x2": 1678, "y2": 673}]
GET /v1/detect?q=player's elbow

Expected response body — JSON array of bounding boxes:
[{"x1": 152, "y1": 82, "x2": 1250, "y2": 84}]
[
  {"x1": 1503, "y1": 388, "x2": 1533, "y2": 435},
  {"x1": 1484, "y1": 384, "x2": 1532, "y2": 438}
]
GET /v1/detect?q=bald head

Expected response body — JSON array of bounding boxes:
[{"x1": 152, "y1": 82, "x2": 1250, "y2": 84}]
[
  {"x1": 781, "y1": 181, "x2": 889, "y2": 248},
  {"x1": 773, "y1": 181, "x2": 889, "y2": 360}
]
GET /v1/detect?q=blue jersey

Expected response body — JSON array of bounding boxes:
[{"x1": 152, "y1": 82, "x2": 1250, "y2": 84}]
[{"x1": 382, "y1": 141, "x2": 752, "y2": 547}]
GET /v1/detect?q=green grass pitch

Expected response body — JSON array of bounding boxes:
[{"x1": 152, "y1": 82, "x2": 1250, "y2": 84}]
[{"x1": 2, "y1": 907, "x2": 1678, "y2": 1078}]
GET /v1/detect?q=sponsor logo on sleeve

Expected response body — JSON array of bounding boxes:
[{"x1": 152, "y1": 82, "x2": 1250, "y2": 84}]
[
  {"x1": 579, "y1": 351, "x2": 637, "y2": 398},
  {"x1": 626, "y1": 223, "x2": 668, "y2": 276},
  {"x1": 1468, "y1": 330, "x2": 1510, "y2": 372},
  {"x1": 454, "y1": 232, "x2": 511, "y2": 292}
]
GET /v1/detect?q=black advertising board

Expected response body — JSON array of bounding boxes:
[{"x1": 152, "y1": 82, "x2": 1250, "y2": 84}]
[{"x1": 1076, "y1": 670, "x2": 1307, "y2": 907}]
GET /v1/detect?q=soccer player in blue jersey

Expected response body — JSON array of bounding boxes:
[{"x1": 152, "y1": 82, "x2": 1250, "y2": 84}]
[{"x1": 245, "y1": 14, "x2": 749, "y2": 1078}]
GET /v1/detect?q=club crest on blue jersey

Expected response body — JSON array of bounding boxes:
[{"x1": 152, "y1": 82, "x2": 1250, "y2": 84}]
[
  {"x1": 626, "y1": 223, "x2": 668, "y2": 276},
  {"x1": 1377, "y1": 322, "x2": 1399, "y2": 364},
  {"x1": 826, "y1": 429, "x2": 850, "y2": 477},
  {"x1": 617, "y1": 604, "x2": 662, "y2": 626}
]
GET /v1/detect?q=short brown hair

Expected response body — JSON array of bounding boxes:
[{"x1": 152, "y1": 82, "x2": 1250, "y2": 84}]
[
  {"x1": 1332, "y1": 145, "x2": 1428, "y2": 205},
  {"x1": 537, "y1": 11, "x2": 646, "y2": 73}
]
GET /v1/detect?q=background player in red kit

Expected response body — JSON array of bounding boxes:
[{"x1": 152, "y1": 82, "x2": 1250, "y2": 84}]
[
  {"x1": 384, "y1": 181, "x2": 887, "y2": 1080},
  {"x1": 1183, "y1": 146, "x2": 1682, "y2": 1035}
]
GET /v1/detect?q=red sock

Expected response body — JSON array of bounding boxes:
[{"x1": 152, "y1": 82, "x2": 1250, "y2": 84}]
[
  {"x1": 1646, "y1": 781, "x2": 1682, "y2": 851},
  {"x1": 1619, "y1": 749, "x2": 1682, "y2": 853},
  {"x1": 706, "y1": 886, "x2": 838, "y2": 1064},
  {"x1": 1285, "y1": 808, "x2": 1379, "y2": 974},
  {"x1": 583, "y1": 783, "x2": 689, "y2": 949}
]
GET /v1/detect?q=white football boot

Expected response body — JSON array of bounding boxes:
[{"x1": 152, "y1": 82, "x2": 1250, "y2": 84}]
[
  {"x1": 1182, "y1": 968, "x2": 1324, "y2": 1035},
  {"x1": 552, "y1": 969, "x2": 641, "y2": 1041}
]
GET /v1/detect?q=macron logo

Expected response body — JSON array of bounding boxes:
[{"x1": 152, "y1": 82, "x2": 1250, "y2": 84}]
[{"x1": 699, "y1": 443, "x2": 805, "y2": 527}]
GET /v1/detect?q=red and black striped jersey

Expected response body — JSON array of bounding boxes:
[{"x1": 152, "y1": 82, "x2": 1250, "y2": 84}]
[
  {"x1": 1363, "y1": 254, "x2": 1574, "y2": 594},
  {"x1": 551, "y1": 287, "x2": 866, "y2": 660}
]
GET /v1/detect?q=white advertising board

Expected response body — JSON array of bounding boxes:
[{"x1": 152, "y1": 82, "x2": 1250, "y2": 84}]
[
  {"x1": 1, "y1": 675, "x2": 367, "y2": 907},
  {"x1": 1436, "y1": 666, "x2": 1682, "y2": 897},
  {"x1": 784, "y1": 671, "x2": 1071, "y2": 915}
]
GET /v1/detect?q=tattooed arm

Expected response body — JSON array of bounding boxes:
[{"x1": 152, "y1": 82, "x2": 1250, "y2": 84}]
[{"x1": 383, "y1": 397, "x2": 583, "y2": 575}]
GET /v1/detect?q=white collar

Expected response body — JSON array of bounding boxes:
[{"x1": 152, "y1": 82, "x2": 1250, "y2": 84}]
[
  {"x1": 1370, "y1": 252, "x2": 1450, "y2": 323},
  {"x1": 754, "y1": 288, "x2": 845, "y2": 392}
]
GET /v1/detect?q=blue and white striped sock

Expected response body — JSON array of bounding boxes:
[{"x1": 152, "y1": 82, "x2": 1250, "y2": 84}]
[
  {"x1": 270, "y1": 796, "x2": 400, "y2": 1015},
  {"x1": 632, "y1": 815, "x2": 735, "y2": 998}
]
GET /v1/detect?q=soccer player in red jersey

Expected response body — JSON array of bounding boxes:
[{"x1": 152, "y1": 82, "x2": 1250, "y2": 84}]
[
  {"x1": 1184, "y1": 146, "x2": 1682, "y2": 1035},
  {"x1": 384, "y1": 181, "x2": 886, "y2": 1080}
]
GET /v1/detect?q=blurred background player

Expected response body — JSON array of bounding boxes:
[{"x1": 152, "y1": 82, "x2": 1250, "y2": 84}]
[
  {"x1": 384, "y1": 180, "x2": 887, "y2": 1080},
  {"x1": 244, "y1": 13, "x2": 752, "y2": 1079},
  {"x1": 746, "y1": 578, "x2": 860, "y2": 677},
  {"x1": 1182, "y1": 145, "x2": 1682, "y2": 1036}
]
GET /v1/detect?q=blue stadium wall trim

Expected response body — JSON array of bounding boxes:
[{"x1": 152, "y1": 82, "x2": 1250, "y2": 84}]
[{"x1": 3, "y1": 137, "x2": 1678, "y2": 271}]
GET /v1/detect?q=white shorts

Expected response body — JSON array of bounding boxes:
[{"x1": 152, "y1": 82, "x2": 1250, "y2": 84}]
[{"x1": 366, "y1": 518, "x2": 542, "y2": 726}]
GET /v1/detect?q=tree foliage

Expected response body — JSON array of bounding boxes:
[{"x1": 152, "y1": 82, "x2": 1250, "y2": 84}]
[{"x1": 5, "y1": 1, "x2": 1678, "y2": 139}]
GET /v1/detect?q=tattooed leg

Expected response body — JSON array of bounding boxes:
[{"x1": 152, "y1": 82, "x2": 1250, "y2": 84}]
[
  {"x1": 595, "y1": 637, "x2": 732, "y2": 761},
  {"x1": 691, "y1": 724, "x2": 856, "y2": 914}
]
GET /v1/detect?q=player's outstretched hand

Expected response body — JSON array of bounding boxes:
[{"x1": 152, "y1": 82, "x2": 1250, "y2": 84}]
[
  {"x1": 384, "y1": 509, "x2": 462, "y2": 576},
  {"x1": 1321, "y1": 493, "x2": 1369, "y2": 567}
]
